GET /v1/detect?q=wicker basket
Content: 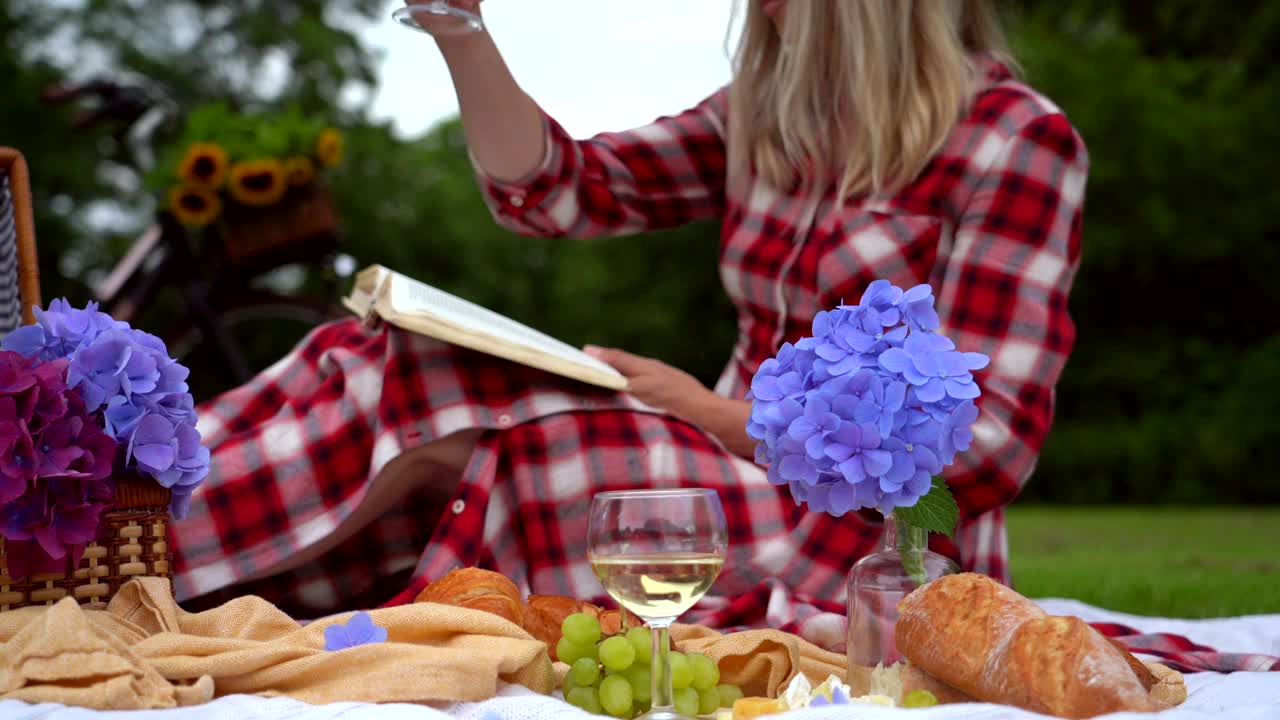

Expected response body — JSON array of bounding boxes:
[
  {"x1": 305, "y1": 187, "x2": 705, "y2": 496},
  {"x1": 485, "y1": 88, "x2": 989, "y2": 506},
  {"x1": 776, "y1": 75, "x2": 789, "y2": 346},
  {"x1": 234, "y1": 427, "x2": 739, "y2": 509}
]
[
  {"x1": 218, "y1": 183, "x2": 340, "y2": 266},
  {"x1": 0, "y1": 476, "x2": 173, "y2": 611}
]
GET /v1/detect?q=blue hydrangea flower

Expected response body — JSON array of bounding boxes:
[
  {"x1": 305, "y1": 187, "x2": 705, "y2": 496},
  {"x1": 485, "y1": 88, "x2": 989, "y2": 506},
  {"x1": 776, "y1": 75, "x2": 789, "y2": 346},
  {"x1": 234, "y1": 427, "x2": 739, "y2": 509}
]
[
  {"x1": 747, "y1": 281, "x2": 989, "y2": 515},
  {"x1": 749, "y1": 350, "x2": 804, "y2": 403},
  {"x1": 937, "y1": 400, "x2": 980, "y2": 466},
  {"x1": 67, "y1": 329, "x2": 161, "y2": 411},
  {"x1": 898, "y1": 283, "x2": 941, "y2": 332},
  {"x1": 0, "y1": 299, "x2": 125, "y2": 361},
  {"x1": 323, "y1": 611, "x2": 388, "y2": 651},
  {"x1": 169, "y1": 484, "x2": 196, "y2": 519},
  {"x1": 104, "y1": 396, "x2": 149, "y2": 438},
  {"x1": 124, "y1": 414, "x2": 209, "y2": 490},
  {"x1": 848, "y1": 371, "x2": 907, "y2": 438},
  {"x1": 879, "y1": 331, "x2": 988, "y2": 403},
  {"x1": 4, "y1": 300, "x2": 210, "y2": 518},
  {"x1": 857, "y1": 279, "x2": 904, "y2": 317}
]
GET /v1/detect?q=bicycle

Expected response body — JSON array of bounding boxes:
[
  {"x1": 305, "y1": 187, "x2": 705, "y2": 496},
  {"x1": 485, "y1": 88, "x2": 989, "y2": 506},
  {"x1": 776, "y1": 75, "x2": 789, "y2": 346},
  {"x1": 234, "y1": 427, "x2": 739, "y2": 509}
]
[{"x1": 44, "y1": 77, "x2": 350, "y2": 401}]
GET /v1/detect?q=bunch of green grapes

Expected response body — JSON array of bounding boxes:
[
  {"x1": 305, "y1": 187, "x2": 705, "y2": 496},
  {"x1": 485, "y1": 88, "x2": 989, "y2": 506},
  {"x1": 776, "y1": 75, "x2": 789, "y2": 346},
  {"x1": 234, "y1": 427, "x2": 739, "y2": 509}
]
[{"x1": 557, "y1": 612, "x2": 745, "y2": 718}]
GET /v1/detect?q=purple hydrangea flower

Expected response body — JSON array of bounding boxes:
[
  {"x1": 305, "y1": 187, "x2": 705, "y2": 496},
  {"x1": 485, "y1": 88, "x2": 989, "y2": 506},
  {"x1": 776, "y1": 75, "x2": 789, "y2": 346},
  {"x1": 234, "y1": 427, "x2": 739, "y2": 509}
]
[
  {"x1": 0, "y1": 475, "x2": 114, "y2": 579},
  {"x1": 323, "y1": 611, "x2": 388, "y2": 651},
  {"x1": 0, "y1": 349, "x2": 117, "y2": 579},
  {"x1": 747, "y1": 282, "x2": 989, "y2": 515},
  {"x1": 0, "y1": 353, "x2": 88, "y2": 503},
  {"x1": 4, "y1": 300, "x2": 211, "y2": 518},
  {"x1": 35, "y1": 407, "x2": 116, "y2": 481},
  {"x1": 0, "y1": 413, "x2": 37, "y2": 503}
]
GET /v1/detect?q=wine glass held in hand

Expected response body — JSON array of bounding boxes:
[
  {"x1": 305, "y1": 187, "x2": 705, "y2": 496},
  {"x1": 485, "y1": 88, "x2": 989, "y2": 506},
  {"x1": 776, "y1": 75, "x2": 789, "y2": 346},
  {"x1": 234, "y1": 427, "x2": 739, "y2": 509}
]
[
  {"x1": 393, "y1": 0, "x2": 484, "y2": 36},
  {"x1": 588, "y1": 489, "x2": 728, "y2": 720}
]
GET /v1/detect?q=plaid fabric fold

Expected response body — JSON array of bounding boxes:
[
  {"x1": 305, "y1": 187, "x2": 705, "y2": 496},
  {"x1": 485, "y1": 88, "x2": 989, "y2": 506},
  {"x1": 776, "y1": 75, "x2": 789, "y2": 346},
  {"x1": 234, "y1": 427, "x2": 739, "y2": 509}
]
[{"x1": 1091, "y1": 622, "x2": 1280, "y2": 674}]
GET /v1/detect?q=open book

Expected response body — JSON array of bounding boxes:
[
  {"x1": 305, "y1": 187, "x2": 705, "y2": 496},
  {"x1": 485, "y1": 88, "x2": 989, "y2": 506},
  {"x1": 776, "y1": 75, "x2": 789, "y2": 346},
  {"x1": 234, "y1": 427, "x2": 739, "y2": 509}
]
[{"x1": 342, "y1": 265, "x2": 628, "y2": 391}]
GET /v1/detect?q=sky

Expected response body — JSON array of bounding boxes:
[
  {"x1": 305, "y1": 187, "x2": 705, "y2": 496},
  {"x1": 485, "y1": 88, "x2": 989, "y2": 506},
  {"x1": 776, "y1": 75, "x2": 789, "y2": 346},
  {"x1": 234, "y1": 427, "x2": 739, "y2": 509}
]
[{"x1": 361, "y1": 1, "x2": 740, "y2": 139}]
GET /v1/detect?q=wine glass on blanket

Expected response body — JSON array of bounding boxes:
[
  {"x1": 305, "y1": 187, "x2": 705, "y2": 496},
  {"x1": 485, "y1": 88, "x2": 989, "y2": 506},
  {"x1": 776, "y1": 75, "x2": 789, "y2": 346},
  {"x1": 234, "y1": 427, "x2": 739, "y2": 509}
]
[
  {"x1": 588, "y1": 489, "x2": 728, "y2": 720},
  {"x1": 392, "y1": 1, "x2": 484, "y2": 36}
]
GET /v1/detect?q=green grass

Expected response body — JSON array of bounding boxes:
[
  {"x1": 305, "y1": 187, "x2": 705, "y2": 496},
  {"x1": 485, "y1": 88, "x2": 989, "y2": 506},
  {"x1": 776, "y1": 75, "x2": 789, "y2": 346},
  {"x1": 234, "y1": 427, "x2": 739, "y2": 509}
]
[{"x1": 1006, "y1": 506, "x2": 1280, "y2": 619}]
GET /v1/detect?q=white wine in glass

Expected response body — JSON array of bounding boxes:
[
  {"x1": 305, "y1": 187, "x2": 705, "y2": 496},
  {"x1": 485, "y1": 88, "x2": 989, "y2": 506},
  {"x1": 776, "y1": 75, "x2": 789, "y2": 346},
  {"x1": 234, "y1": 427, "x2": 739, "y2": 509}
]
[
  {"x1": 592, "y1": 553, "x2": 723, "y2": 619},
  {"x1": 392, "y1": 1, "x2": 484, "y2": 36},
  {"x1": 589, "y1": 489, "x2": 727, "y2": 720}
]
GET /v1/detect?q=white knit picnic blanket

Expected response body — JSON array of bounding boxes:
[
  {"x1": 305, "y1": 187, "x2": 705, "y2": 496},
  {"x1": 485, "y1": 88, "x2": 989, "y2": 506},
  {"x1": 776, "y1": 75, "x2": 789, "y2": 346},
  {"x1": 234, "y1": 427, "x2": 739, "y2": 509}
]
[{"x1": 3, "y1": 599, "x2": 1278, "y2": 720}]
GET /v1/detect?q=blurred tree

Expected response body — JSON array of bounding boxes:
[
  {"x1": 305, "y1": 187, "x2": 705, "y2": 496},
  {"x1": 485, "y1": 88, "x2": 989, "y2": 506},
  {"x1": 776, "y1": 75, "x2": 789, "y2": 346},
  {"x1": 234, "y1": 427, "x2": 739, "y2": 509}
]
[
  {"x1": 1007, "y1": 1, "x2": 1280, "y2": 503},
  {"x1": 0, "y1": 3, "x2": 118, "y2": 301},
  {"x1": 4, "y1": 0, "x2": 384, "y2": 293}
]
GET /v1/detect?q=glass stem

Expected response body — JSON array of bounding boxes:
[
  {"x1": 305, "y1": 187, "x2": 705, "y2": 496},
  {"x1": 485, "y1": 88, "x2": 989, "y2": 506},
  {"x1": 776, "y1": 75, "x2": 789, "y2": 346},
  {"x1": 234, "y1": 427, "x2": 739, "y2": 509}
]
[{"x1": 649, "y1": 620, "x2": 675, "y2": 713}]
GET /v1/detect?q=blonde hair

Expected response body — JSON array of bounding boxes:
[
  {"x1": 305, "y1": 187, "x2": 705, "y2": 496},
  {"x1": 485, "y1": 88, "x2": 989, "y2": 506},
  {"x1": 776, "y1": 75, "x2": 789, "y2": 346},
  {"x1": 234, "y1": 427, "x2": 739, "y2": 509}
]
[{"x1": 727, "y1": 0, "x2": 1014, "y2": 198}]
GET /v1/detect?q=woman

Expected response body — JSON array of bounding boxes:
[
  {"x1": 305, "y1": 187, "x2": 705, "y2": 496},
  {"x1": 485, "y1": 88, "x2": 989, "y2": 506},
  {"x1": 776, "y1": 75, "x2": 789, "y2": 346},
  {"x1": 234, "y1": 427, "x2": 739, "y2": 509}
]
[{"x1": 172, "y1": 0, "x2": 1087, "y2": 638}]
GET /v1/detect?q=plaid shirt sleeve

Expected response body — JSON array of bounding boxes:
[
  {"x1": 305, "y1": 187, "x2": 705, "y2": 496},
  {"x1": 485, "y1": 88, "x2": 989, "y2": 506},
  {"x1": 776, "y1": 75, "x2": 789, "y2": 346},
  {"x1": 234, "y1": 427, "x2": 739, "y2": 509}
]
[
  {"x1": 935, "y1": 112, "x2": 1089, "y2": 520},
  {"x1": 473, "y1": 89, "x2": 728, "y2": 238}
]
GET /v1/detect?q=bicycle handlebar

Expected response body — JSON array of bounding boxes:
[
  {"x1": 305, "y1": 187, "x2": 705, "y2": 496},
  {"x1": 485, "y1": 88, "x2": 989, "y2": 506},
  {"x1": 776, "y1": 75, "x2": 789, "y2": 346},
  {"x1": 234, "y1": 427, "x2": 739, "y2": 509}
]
[{"x1": 42, "y1": 77, "x2": 159, "y2": 132}]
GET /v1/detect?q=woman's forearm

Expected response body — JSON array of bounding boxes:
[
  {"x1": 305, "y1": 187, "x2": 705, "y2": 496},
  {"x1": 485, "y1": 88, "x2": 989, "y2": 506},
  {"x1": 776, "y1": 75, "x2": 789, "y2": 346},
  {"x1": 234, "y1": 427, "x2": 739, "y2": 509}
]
[
  {"x1": 682, "y1": 394, "x2": 757, "y2": 460},
  {"x1": 435, "y1": 32, "x2": 546, "y2": 182}
]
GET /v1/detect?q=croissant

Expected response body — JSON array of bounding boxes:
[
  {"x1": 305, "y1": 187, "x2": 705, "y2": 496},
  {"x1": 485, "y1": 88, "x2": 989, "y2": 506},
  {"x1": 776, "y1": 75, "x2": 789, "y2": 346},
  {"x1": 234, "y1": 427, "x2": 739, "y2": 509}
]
[
  {"x1": 414, "y1": 567, "x2": 525, "y2": 627},
  {"x1": 524, "y1": 594, "x2": 599, "y2": 651},
  {"x1": 525, "y1": 595, "x2": 625, "y2": 659},
  {"x1": 895, "y1": 573, "x2": 1163, "y2": 718},
  {"x1": 414, "y1": 568, "x2": 627, "y2": 661}
]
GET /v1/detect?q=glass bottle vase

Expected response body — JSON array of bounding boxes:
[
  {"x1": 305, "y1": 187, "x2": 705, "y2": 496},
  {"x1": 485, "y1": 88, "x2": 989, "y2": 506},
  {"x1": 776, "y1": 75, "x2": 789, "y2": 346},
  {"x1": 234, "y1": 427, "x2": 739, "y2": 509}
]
[{"x1": 845, "y1": 514, "x2": 958, "y2": 692}]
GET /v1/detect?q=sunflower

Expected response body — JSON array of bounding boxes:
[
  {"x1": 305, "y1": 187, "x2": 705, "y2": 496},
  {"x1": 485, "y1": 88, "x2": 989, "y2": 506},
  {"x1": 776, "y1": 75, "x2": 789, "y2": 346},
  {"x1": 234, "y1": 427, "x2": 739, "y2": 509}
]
[
  {"x1": 315, "y1": 128, "x2": 344, "y2": 167},
  {"x1": 177, "y1": 142, "x2": 229, "y2": 189},
  {"x1": 283, "y1": 155, "x2": 316, "y2": 186},
  {"x1": 168, "y1": 183, "x2": 222, "y2": 227},
  {"x1": 228, "y1": 158, "x2": 288, "y2": 207}
]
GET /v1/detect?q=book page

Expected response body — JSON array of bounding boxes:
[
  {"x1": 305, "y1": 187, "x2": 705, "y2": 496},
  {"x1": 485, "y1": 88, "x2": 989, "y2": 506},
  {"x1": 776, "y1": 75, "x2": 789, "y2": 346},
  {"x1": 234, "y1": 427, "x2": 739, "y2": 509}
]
[{"x1": 385, "y1": 270, "x2": 624, "y2": 380}]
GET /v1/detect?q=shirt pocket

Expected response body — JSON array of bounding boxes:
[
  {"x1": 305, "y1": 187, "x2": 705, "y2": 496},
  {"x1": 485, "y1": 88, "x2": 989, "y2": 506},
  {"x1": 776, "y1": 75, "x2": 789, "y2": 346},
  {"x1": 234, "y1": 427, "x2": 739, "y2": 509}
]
[{"x1": 816, "y1": 207, "x2": 947, "y2": 307}]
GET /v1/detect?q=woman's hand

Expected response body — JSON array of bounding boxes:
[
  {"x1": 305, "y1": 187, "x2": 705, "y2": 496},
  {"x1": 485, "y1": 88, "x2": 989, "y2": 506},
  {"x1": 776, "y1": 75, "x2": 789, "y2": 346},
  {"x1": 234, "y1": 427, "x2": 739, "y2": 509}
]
[
  {"x1": 403, "y1": 0, "x2": 483, "y2": 39},
  {"x1": 584, "y1": 346, "x2": 757, "y2": 460},
  {"x1": 584, "y1": 346, "x2": 706, "y2": 417}
]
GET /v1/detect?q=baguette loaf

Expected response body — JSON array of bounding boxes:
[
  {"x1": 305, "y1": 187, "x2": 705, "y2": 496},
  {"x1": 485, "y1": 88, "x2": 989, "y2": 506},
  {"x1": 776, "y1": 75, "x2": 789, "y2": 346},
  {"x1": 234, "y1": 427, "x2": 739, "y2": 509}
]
[
  {"x1": 895, "y1": 573, "x2": 1162, "y2": 718},
  {"x1": 900, "y1": 664, "x2": 976, "y2": 705}
]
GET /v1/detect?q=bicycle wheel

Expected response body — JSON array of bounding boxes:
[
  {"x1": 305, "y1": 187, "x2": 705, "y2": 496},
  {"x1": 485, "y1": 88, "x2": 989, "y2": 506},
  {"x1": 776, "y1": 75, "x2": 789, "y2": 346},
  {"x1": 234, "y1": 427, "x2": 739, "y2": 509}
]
[{"x1": 166, "y1": 294, "x2": 341, "y2": 402}]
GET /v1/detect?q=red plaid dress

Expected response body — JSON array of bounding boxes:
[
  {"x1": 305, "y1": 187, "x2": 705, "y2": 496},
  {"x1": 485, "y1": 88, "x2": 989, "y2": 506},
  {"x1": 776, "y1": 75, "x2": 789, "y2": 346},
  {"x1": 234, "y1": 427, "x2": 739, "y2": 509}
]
[{"x1": 170, "y1": 56, "x2": 1088, "y2": 638}]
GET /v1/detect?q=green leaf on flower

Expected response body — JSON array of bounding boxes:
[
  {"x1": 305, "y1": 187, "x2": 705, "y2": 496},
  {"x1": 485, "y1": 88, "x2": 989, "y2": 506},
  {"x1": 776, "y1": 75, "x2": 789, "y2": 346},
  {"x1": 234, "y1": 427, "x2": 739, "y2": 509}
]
[{"x1": 894, "y1": 477, "x2": 958, "y2": 538}]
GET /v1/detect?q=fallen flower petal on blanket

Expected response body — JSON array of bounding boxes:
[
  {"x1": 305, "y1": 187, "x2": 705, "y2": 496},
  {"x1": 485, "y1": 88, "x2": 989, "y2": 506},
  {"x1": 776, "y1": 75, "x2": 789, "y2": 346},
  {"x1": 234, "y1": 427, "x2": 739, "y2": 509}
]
[{"x1": 323, "y1": 611, "x2": 388, "y2": 651}]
